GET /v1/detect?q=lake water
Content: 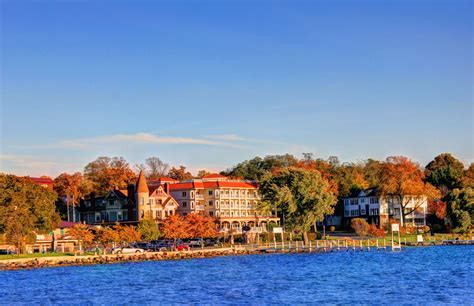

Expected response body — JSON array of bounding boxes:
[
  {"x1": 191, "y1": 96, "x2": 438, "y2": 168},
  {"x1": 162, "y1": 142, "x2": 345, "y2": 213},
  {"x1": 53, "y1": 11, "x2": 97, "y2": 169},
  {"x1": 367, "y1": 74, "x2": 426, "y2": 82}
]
[{"x1": 1, "y1": 245, "x2": 473, "y2": 304}]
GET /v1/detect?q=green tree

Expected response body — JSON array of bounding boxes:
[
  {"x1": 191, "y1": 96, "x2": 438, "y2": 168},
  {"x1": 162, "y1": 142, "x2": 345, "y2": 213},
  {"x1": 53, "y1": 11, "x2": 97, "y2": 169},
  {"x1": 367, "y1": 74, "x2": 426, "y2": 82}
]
[
  {"x1": 0, "y1": 174, "x2": 60, "y2": 253},
  {"x1": 445, "y1": 188, "x2": 473, "y2": 233},
  {"x1": 224, "y1": 154, "x2": 298, "y2": 180},
  {"x1": 256, "y1": 167, "x2": 337, "y2": 245},
  {"x1": 137, "y1": 218, "x2": 162, "y2": 241},
  {"x1": 425, "y1": 153, "x2": 465, "y2": 194}
]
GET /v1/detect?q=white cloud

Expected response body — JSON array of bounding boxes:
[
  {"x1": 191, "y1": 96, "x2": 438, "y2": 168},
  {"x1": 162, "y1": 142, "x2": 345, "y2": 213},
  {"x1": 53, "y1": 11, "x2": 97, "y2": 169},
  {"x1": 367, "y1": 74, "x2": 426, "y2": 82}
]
[
  {"x1": 0, "y1": 154, "x2": 82, "y2": 176},
  {"x1": 205, "y1": 134, "x2": 248, "y2": 142},
  {"x1": 24, "y1": 132, "x2": 247, "y2": 150}
]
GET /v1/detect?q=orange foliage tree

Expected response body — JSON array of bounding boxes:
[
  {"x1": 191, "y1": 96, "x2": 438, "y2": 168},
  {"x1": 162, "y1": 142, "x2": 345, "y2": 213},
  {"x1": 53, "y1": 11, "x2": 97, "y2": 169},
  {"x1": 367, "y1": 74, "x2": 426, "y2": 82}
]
[
  {"x1": 67, "y1": 224, "x2": 94, "y2": 251},
  {"x1": 428, "y1": 199, "x2": 447, "y2": 220},
  {"x1": 113, "y1": 224, "x2": 141, "y2": 246},
  {"x1": 83, "y1": 157, "x2": 137, "y2": 195},
  {"x1": 162, "y1": 214, "x2": 190, "y2": 245},
  {"x1": 380, "y1": 156, "x2": 441, "y2": 225},
  {"x1": 185, "y1": 214, "x2": 218, "y2": 247},
  {"x1": 95, "y1": 227, "x2": 119, "y2": 249}
]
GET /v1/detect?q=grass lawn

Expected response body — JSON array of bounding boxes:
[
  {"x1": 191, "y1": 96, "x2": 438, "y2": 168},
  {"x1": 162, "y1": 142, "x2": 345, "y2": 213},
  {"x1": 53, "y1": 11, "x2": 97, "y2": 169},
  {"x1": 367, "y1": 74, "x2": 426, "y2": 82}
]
[{"x1": 0, "y1": 252, "x2": 75, "y2": 260}]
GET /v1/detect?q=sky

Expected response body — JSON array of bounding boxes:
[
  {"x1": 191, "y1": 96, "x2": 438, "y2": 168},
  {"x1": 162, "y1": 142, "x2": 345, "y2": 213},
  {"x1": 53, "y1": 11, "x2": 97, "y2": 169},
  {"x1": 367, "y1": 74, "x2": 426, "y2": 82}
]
[{"x1": 0, "y1": 0, "x2": 473, "y2": 177}]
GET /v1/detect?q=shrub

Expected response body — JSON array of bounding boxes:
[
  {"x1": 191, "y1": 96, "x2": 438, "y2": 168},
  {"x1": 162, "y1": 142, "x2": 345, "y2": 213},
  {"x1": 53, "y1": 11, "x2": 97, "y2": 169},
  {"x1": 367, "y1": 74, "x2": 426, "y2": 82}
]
[
  {"x1": 368, "y1": 224, "x2": 385, "y2": 237},
  {"x1": 405, "y1": 224, "x2": 416, "y2": 235},
  {"x1": 351, "y1": 218, "x2": 370, "y2": 237},
  {"x1": 329, "y1": 226, "x2": 336, "y2": 232}
]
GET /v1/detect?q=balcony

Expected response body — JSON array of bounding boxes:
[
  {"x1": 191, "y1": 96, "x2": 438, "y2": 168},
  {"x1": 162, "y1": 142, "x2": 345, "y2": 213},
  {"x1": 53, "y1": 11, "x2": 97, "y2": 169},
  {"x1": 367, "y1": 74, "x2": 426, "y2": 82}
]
[
  {"x1": 195, "y1": 194, "x2": 205, "y2": 200},
  {"x1": 195, "y1": 204, "x2": 205, "y2": 210}
]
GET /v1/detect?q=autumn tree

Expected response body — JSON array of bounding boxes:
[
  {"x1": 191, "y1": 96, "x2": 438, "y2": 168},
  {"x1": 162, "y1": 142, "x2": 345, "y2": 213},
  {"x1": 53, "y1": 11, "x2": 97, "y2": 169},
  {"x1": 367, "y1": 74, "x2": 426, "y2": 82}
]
[
  {"x1": 162, "y1": 214, "x2": 190, "y2": 246},
  {"x1": 138, "y1": 217, "x2": 162, "y2": 241},
  {"x1": 113, "y1": 224, "x2": 141, "y2": 245},
  {"x1": 94, "y1": 227, "x2": 119, "y2": 250},
  {"x1": 197, "y1": 170, "x2": 211, "y2": 178},
  {"x1": 83, "y1": 157, "x2": 136, "y2": 195},
  {"x1": 463, "y1": 163, "x2": 474, "y2": 188},
  {"x1": 185, "y1": 214, "x2": 218, "y2": 248},
  {"x1": 68, "y1": 224, "x2": 94, "y2": 252},
  {"x1": 257, "y1": 167, "x2": 337, "y2": 245},
  {"x1": 380, "y1": 156, "x2": 441, "y2": 226},
  {"x1": 0, "y1": 175, "x2": 60, "y2": 253},
  {"x1": 425, "y1": 153, "x2": 465, "y2": 194},
  {"x1": 167, "y1": 166, "x2": 193, "y2": 181},
  {"x1": 53, "y1": 172, "x2": 85, "y2": 221},
  {"x1": 145, "y1": 157, "x2": 170, "y2": 179}
]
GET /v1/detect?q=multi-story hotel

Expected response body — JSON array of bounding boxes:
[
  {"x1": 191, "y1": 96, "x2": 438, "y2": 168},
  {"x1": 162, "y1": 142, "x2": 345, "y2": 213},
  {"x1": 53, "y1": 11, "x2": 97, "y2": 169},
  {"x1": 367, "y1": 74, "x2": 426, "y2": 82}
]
[
  {"x1": 79, "y1": 171, "x2": 179, "y2": 224},
  {"x1": 342, "y1": 188, "x2": 427, "y2": 227},
  {"x1": 167, "y1": 174, "x2": 280, "y2": 233}
]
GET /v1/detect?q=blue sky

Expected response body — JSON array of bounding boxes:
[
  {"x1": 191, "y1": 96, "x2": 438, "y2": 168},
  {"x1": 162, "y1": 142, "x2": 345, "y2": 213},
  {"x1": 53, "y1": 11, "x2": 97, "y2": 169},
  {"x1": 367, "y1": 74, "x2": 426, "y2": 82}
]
[{"x1": 1, "y1": 0, "x2": 472, "y2": 176}]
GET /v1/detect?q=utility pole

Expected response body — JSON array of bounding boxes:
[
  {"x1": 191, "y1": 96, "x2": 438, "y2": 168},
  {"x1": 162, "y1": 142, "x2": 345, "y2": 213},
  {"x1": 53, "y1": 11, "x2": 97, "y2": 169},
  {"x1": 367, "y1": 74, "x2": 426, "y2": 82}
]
[
  {"x1": 72, "y1": 194, "x2": 75, "y2": 222},
  {"x1": 67, "y1": 194, "x2": 70, "y2": 222}
]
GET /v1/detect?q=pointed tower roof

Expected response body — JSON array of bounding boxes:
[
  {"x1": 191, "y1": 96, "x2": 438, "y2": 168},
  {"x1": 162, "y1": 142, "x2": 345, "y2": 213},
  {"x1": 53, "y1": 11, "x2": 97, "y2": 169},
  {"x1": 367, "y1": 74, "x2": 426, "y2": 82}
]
[{"x1": 136, "y1": 171, "x2": 149, "y2": 194}]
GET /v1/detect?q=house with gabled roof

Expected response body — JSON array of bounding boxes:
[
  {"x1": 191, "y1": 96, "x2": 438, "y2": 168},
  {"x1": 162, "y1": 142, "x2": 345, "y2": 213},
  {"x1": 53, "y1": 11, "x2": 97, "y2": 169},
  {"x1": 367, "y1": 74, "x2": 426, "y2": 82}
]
[{"x1": 78, "y1": 171, "x2": 179, "y2": 225}]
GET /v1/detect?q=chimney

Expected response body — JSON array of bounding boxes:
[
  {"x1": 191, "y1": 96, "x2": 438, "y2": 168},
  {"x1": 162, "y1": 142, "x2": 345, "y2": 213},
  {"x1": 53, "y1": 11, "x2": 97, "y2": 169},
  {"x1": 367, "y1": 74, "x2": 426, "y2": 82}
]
[
  {"x1": 164, "y1": 182, "x2": 169, "y2": 194},
  {"x1": 127, "y1": 183, "x2": 135, "y2": 221}
]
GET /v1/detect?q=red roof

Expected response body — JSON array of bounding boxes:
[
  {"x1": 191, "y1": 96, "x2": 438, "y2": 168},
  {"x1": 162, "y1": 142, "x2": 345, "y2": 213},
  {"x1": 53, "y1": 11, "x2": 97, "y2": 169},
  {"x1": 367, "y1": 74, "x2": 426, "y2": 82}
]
[
  {"x1": 168, "y1": 180, "x2": 257, "y2": 190},
  {"x1": 202, "y1": 173, "x2": 227, "y2": 179}
]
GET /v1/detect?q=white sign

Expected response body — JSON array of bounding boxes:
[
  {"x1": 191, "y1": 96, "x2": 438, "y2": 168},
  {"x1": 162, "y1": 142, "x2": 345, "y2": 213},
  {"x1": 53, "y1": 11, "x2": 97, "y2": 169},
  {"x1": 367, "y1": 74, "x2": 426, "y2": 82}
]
[
  {"x1": 417, "y1": 235, "x2": 423, "y2": 243},
  {"x1": 391, "y1": 223, "x2": 399, "y2": 231},
  {"x1": 273, "y1": 227, "x2": 283, "y2": 234}
]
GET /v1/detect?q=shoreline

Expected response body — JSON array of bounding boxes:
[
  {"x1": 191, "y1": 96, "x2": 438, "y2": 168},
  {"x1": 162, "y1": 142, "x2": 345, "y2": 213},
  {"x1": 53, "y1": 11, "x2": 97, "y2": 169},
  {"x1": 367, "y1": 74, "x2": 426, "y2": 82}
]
[
  {"x1": 2, "y1": 243, "x2": 472, "y2": 271},
  {"x1": 0, "y1": 248, "x2": 259, "y2": 271}
]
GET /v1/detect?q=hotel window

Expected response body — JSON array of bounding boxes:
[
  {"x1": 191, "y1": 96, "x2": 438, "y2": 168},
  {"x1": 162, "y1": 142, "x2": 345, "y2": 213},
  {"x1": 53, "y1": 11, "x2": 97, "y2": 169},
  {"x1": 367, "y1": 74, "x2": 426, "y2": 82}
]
[
  {"x1": 191, "y1": 201, "x2": 194, "y2": 209},
  {"x1": 215, "y1": 190, "x2": 219, "y2": 197},
  {"x1": 216, "y1": 201, "x2": 219, "y2": 209},
  {"x1": 109, "y1": 200, "x2": 115, "y2": 206},
  {"x1": 191, "y1": 191, "x2": 194, "y2": 198},
  {"x1": 182, "y1": 192, "x2": 187, "y2": 197},
  {"x1": 208, "y1": 190, "x2": 213, "y2": 196},
  {"x1": 182, "y1": 201, "x2": 187, "y2": 208},
  {"x1": 149, "y1": 199, "x2": 154, "y2": 205},
  {"x1": 140, "y1": 197, "x2": 145, "y2": 205},
  {"x1": 156, "y1": 210, "x2": 161, "y2": 218},
  {"x1": 209, "y1": 211, "x2": 214, "y2": 217},
  {"x1": 360, "y1": 198, "x2": 365, "y2": 204},
  {"x1": 209, "y1": 200, "x2": 213, "y2": 206}
]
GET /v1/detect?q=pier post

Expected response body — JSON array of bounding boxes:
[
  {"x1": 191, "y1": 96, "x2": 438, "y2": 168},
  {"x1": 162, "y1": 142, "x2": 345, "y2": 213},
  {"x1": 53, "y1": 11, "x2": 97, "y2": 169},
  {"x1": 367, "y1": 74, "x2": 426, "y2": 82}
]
[
  {"x1": 309, "y1": 240, "x2": 312, "y2": 252},
  {"x1": 367, "y1": 239, "x2": 370, "y2": 251}
]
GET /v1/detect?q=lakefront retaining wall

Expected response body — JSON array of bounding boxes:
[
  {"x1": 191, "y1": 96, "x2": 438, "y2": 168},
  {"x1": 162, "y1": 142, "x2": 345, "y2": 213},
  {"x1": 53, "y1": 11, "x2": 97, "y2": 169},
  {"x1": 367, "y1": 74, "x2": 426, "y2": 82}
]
[{"x1": 0, "y1": 248, "x2": 258, "y2": 271}]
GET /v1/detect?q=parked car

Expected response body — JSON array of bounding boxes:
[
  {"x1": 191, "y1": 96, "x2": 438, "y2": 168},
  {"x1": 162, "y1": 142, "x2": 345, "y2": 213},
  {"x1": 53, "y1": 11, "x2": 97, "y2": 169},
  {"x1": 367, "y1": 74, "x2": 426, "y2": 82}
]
[
  {"x1": 176, "y1": 243, "x2": 190, "y2": 251},
  {"x1": 112, "y1": 246, "x2": 145, "y2": 254},
  {"x1": 150, "y1": 240, "x2": 174, "y2": 252},
  {"x1": 132, "y1": 242, "x2": 153, "y2": 251}
]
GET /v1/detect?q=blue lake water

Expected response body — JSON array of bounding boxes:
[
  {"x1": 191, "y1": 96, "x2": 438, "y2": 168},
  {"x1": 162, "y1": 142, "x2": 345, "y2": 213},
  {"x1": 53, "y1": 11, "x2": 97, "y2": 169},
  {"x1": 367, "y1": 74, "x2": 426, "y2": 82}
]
[{"x1": 1, "y1": 245, "x2": 473, "y2": 304}]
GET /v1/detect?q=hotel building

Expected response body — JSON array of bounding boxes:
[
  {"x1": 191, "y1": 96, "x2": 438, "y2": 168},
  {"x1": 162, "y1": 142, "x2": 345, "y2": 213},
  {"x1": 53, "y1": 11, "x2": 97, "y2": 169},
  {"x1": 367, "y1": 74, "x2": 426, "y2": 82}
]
[
  {"x1": 342, "y1": 188, "x2": 427, "y2": 227},
  {"x1": 168, "y1": 174, "x2": 280, "y2": 233}
]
